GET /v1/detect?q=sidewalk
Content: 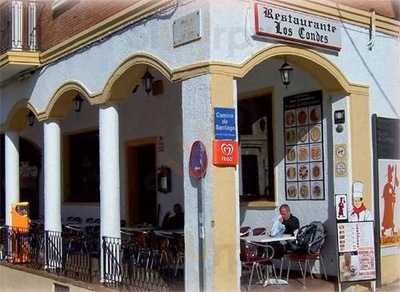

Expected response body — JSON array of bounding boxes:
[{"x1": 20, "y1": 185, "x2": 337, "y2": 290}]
[{"x1": 243, "y1": 278, "x2": 400, "y2": 292}]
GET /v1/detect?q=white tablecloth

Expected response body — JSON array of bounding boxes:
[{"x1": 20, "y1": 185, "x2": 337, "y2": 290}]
[{"x1": 242, "y1": 234, "x2": 296, "y2": 243}]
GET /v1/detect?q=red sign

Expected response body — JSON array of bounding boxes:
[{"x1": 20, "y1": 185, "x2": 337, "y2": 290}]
[
  {"x1": 213, "y1": 140, "x2": 238, "y2": 166},
  {"x1": 189, "y1": 141, "x2": 208, "y2": 180}
]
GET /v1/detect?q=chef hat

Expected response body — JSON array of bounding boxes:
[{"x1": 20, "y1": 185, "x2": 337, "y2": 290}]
[{"x1": 352, "y1": 181, "x2": 364, "y2": 199}]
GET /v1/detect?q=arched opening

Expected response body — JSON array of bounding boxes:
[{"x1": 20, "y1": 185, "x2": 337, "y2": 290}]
[
  {"x1": 1, "y1": 100, "x2": 42, "y2": 222},
  {"x1": 235, "y1": 45, "x2": 367, "y2": 280},
  {"x1": 44, "y1": 82, "x2": 92, "y2": 120},
  {"x1": 103, "y1": 55, "x2": 183, "y2": 229}
]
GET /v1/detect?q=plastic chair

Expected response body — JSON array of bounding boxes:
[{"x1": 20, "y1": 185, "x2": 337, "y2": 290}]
[
  {"x1": 240, "y1": 239, "x2": 277, "y2": 290},
  {"x1": 240, "y1": 226, "x2": 251, "y2": 237}
]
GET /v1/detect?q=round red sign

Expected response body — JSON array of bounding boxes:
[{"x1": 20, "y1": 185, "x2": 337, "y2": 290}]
[{"x1": 189, "y1": 141, "x2": 208, "y2": 180}]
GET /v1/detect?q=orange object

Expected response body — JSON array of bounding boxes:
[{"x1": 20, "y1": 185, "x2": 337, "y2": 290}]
[
  {"x1": 10, "y1": 202, "x2": 30, "y2": 263},
  {"x1": 213, "y1": 140, "x2": 238, "y2": 167},
  {"x1": 11, "y1": 202, "x2": 30, "y2": 229}
]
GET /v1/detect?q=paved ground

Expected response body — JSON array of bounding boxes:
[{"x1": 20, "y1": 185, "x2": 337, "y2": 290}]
[
  {"x1": 378, "y1": 281, "x2": 400, "y2": 292},
  {"x1": 241, "y1": 277, "x2": 400, "y2": 292}
]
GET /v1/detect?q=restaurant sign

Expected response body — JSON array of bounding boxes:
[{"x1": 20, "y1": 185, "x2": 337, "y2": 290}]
[{"x1": 254, "y1": 3, "x2": 341, "y2": 51}]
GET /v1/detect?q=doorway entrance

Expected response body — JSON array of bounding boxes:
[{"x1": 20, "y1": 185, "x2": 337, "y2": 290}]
[{"x1": 126, "y1": 140, "x2": 157, "y2": 226}]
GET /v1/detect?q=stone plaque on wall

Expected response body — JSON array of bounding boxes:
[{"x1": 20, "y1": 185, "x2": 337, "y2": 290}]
[{"x1": 173, "y1": 10, "x2": 201, "y2": 47}]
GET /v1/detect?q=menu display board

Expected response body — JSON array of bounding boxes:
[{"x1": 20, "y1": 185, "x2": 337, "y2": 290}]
[
  {"x1": 337, "y1": 221, "x2": 376, "y2": 282},
  {"x1": 284, "y1": 91, "x2": 325, "y2": 200}
]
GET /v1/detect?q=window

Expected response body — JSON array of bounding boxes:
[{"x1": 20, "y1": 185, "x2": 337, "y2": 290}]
[
  {"x1": 64, "y1": 130, "x2": 99, "y2": 203},
  {"x1": 239, "y1": 95, "x2": 274, "y2": 202}
]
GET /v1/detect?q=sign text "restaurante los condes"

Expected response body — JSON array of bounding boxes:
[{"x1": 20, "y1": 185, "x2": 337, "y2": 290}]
[{"x1": 255, "y1": 3, "x2": 341, "y2": 51}]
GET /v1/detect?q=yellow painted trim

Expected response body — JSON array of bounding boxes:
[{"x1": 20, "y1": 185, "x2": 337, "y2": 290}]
[
  {"x1": 0, "y1": 51, "x2": 40, "y2": 68},
  {"x1": 102, "y1": 53, "x2": 173, "y2": 103},
  {"x1": 173, "y1": 44, "x2": 364, "y2": 94},
  {"x1": 125, "y1": 136, "x2": 158, "y2": 147},
  {"x1": 349, "y1": 91, "x2": 373, "y2": 213},
  {"x1": 40, "y1": 0, "x2": 175, "y2": 64},
  {"x1": 240, "y1": 201, "x2": 277, "y2": 208},
  {"x1": 3, "y1": 99, "x2": 39, "y2": 132},
  {"x1": 210, "y1": 74, "x2": 239, "y2": 292},
  {"x1": 38, "y1": 81, "x2": 96, "y2": 121},
  {"x1": 2, "y1": 44, "x2": 370, "y2": 126},
  {"x1": 31, "y1": 0, "x2": 397, "y2": 69}
]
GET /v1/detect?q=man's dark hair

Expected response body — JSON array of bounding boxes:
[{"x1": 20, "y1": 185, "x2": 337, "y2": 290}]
[{"x1": 279, "y1": 204, "x2": 291, "y2": 212}]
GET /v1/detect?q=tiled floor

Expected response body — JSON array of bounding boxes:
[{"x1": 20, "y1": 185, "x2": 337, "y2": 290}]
[{"x1": 242, "y1": 277, "x2": 336, "y2": 291}]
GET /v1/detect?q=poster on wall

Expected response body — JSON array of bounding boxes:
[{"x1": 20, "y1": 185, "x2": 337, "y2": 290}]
[
  {"x1": 284, "y1": 91, "x2": 325, "y2": 200},
  {"x1": 378, "y1": 159, "x2": 400, "y2": 247},
  {"x1": 337, "y1": 221, "x2": 376, "y2": 282},
  {"x1": 336, "y1": 194, "x2": 348, "y2": 221}
]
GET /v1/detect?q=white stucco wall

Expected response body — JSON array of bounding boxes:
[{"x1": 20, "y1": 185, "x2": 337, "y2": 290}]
[
  {"x1": 1, "y1": 0, "x2": 398, "y2": 122},
  {"x1": 209, "y1": 0, "x2": 400, "y2": 119}
]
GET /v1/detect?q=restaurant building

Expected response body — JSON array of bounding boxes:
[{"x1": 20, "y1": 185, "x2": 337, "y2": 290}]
[{"x1": 0, "y1": 0, "x2": 399, "y2": 291}]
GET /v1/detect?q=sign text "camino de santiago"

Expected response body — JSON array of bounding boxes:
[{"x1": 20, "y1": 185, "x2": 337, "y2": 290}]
[{"x1": 255, "y1": 3, "x2": 341, "y2": 51}]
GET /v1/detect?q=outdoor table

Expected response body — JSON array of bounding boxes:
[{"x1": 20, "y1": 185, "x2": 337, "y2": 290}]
[
  {"x1": 121, "y1": 226, "x2": 156, "y2": 232},
  {"x1": 241, "y1": 234, "x2": 296, "y2": 286},
  {"x1": 242, "y1": 234, "x2": 296, "y2": 243},
  {"x1": 154, "y1": 229, "x2": 184, "y2": 236}
]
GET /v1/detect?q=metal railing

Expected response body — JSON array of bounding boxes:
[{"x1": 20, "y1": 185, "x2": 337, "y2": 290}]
[
  {"x1": 0, "y1": 225, "x2": 44, "y2": 268},
  {"x1": 0, "y1": 226, "x2": 184, "y2": 290},
  {"x1": 102, "y1": 232, "x2": 184, "y2": 291},
  {"x1": 62, "y1": 227, "x2": 99, "y2": 282},
  {"x1": 0, "y1": 0, "x2": 39, "y2": 55}
]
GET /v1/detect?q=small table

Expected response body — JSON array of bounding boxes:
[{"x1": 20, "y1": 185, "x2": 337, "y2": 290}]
[
  {"x1": 154, "y1": 229, "x2": 184, "y2": 236},
  {"x1": 121, "y1": 226, "x2": 156, "y2": 232},
  {"x1": 242, "y1": 234, "x2": 296, "y2": 243},
  {"x1": 241, "y1": 234, "x2": 296, "y2": 286}
]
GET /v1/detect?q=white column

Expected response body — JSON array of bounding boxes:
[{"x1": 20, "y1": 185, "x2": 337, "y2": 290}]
[
  {"x1": 99, "y1": 104, "x2": 121, "y2": 281},
  {"x1": 5, "y1": 131, "x2": 20, "y2": 226},
  {"x1": 44, "y1": 120, "x2": 62, "y2": 232}
]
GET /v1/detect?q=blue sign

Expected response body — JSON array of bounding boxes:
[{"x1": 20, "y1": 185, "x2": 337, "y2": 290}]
[{"x1": 214, "y1": 107, "x2": 236, "y2": 140}]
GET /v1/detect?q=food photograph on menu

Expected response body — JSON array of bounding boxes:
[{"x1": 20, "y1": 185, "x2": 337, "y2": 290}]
[
  {"x1": 284, "y1": 92, "x2": 325, "y2": 200},
  {"x1": 337, "y1": 222, "x2": 376, "y2": 282}
]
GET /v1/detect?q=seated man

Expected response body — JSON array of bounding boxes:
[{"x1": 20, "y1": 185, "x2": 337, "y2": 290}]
[
  {"x1": 270, "y1": 204, "x2": 300, "y2": 258},
  {"x1": 161, "y1": 203, "x2": 184, "y2": 230}
]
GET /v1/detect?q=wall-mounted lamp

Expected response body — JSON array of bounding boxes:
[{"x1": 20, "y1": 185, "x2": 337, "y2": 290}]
[
  {"x1": 27, "y1": 111, "x2": 35, "y2": 126},
  {"x1": 279, "y1": 58, "x2": 293, "y2": 88},
  {"x1": 142, "y1": 69, "x2": 154, "y2": 95},
  {"x1": 73, "y1": 94, "x2": 84, "y2": 112}
]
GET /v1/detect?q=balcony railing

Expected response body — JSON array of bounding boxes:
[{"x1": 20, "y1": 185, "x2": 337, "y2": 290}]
[{"x1": 0, "y1": 0, "x2": 39, "y2": 55}]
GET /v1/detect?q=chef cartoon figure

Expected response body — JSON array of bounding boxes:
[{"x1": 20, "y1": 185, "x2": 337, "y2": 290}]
[{"x1": 349, "y1": 181, "x2": 373, "y2": 222}]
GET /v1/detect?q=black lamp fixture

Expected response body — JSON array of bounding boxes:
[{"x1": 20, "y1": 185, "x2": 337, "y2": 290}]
[
  {"x1": 279, "y1": 58, "x2": 293, "y2": 88},
  {"x1": 142, "y1": 68, "x2": 154, "y2": 95},
  {"x1": 73, "y1": 94, "x2": 84, "y2": 112},
  {"x1": 27, "y1": 111, "x2": 35, "y2": 126}
]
